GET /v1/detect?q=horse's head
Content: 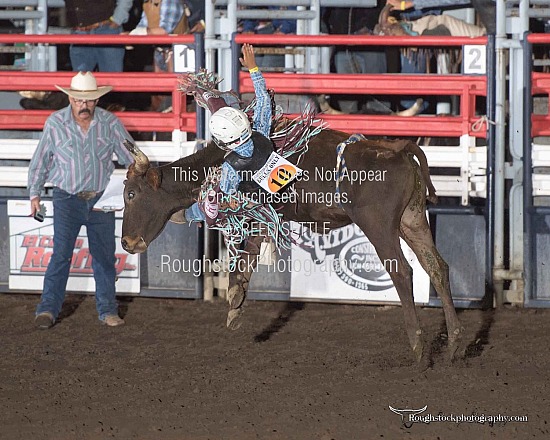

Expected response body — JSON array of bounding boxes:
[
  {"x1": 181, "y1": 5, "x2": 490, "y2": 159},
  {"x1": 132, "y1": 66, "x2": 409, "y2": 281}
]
[{"x1": 120, "y1": 140, "x2": 186, "y2": 254}]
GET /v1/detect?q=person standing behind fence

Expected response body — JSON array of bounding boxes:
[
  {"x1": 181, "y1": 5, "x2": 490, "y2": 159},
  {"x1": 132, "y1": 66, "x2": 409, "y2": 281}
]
[
  {"x1": 184, "y1": 0, "x2": 206, "y2": 34},
  {"x1": 65, "y1": 0, "x2": 133, "y2": 72},
  {"x1": 323, "y1": 3, "x2": 390, "y2": 114},
  {"x1": 28, "y1": 72, "x2": 135, "y2": 329},
  {"x1": 130, "y1": 0, "x2": 205, "y2": 111},
  {"x1": 240, "y1": 6, "x2": 296, "y2": 71},
  {"x1": 386, "y1": 0, "x2": 495, "y2": 34}
]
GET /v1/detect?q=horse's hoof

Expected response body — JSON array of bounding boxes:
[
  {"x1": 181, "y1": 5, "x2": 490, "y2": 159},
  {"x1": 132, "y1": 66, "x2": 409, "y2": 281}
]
[
  {"x1": 447, "y1": 343, "x2": 466, "y2": 363},
  {"x1": 227, "y1": 284, "x2": 246, "y2": 310},
  {"x1": 447, "y1": 327, "x2": 466, "y2": 362},
  {"x1": 226, "y1": 308, "x2": 244, "y2": 330},
  {"x1": 413, "y1": 340, "x2": 425, "y2": 365},
  {"x1": 416, "y1": 354, "x2": 430, "y2": 372}
]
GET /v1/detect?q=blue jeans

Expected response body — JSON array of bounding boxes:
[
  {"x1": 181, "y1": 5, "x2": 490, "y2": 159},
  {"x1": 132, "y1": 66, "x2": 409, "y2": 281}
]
[
  {"x1": 36, "y1": 188, "x2": 118, "y2": 321},
  {"x1": 254, "y1": 23, "x2": 286, "y2": 71},
  {"x1": 70, "y1": 23, "x2": 125, "y2": 72},
  {"x1": 334, "y1": 49, "x2": 388, "y2": 113},
  {"x1": 256, "y1": 53, "x2": 285, "y2": 71},
  {"x1": 400, "y1": 52, "x2": 429, "y2": 112}
]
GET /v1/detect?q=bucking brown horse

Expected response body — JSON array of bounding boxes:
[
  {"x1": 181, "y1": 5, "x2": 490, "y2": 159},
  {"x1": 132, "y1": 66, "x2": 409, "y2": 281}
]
[{"x1": 120, "y1": 129, "x2": 465, "y2": 364}]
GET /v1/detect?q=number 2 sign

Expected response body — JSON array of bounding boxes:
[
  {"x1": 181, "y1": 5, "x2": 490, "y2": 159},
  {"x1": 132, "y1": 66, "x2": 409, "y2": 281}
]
[{"x1": 463, "y1": 44, "x2": 486, "y2": 75}]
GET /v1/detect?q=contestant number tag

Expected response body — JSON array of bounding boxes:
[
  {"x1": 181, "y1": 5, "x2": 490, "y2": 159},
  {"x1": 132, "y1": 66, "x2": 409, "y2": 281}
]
[
  {"x1": 268, "y1": 164, "x2": 296, "y2": 192},
  {"x1": 253, "y1": 152, "x2": 302, "y2": 194}
]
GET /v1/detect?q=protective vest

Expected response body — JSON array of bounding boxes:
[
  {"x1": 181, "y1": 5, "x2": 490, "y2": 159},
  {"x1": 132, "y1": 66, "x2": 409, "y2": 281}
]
[{"x1": 225, "y1": 131, "x2": 274, "y2": 192}]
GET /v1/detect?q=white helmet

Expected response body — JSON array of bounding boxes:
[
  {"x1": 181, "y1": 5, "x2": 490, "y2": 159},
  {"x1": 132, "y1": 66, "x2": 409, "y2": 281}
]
[{"x1": 209, "y1": 107, "x2": 252, "y2": 151}]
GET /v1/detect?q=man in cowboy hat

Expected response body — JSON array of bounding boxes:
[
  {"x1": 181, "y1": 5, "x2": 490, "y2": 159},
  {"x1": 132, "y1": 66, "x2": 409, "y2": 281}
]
[{"x1": 28, "y1": 71, "x2": 135, "y2": 329}]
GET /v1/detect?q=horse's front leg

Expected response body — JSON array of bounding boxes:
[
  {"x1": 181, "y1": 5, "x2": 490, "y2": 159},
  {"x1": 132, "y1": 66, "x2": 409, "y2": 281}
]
[{"x1": 226, "y1": 235, "x2": 263, "y2": 330}]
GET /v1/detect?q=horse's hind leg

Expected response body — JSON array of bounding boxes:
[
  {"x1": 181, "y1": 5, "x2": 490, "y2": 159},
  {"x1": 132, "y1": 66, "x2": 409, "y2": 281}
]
[
  {"x1": 226, "y1": 235, "x2": 262, "y2": 330},
  {"x1": 399, "y1": 207, "x2": 465, "y2": 361},
  {"x1": 352, "y1": 215, "x2": 425, "y2": 363}
]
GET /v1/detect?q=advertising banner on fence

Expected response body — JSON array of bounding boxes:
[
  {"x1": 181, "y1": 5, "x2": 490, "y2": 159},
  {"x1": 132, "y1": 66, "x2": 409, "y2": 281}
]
[
  {"x1": 290, "y1": 222, "x2": 430, "y2": 304},
  {"x1": 8, "y1": 200, "x2": 140, "y2": 293}
]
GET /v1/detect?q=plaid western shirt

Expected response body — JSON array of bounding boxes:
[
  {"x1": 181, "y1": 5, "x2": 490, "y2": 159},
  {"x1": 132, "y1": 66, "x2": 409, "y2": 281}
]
[
  {"x1": 137, "y1": 0, "x2": 184, "y2": 33},
  {"x1": 28, "y1": 106, "x2": 135, "y2": 198}
]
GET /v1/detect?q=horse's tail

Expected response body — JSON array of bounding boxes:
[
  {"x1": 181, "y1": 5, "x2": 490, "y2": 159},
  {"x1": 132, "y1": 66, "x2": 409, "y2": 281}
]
[{"x1": 406, "y1": 142, "x2": 438, "y2": 204}]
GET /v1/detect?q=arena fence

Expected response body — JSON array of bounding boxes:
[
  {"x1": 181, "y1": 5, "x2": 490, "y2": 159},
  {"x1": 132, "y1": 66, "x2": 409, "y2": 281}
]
[
  {"x1": 0, "y1": 29, "x2": 511, "y2": 308},
  {"x1": 229, "y1": 33, "x2": 493, "y2": 307},
  {"x1": 523, "y1": 33, "x2": 550, "y2": 307},
  {"x1": 0, "y1": 33, "x2": 205, "y2": 186},
  {"x1": 0, "y1": 32, "x2": 205, "y2": 299}
]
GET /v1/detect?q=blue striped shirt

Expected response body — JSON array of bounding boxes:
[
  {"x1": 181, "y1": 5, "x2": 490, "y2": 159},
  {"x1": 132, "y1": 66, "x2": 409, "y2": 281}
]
[
  {"x1": 220, "y1": 69, "x2": 272, "y2": 194},
  {"x1": 112, "y1": 0, "x2": 134, "y2": 26},
  {"x1": 137, "y1": 0, "x2": 184, "y2": 33},
  {"x1": 28, "y1": 105, "x2": 135, "y2": 198}
]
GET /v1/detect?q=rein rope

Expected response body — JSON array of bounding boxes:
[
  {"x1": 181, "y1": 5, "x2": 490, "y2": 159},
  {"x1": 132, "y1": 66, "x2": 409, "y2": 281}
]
[{"x1": 335, "y1": 133, "x2": 367, "y2": 204}]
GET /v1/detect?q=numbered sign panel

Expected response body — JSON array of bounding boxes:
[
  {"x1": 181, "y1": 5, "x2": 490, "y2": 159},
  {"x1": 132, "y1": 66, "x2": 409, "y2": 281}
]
[
  {"x1": 463, "y1": 44, "x2": 486, "y2": 75},
  {"x1": 173, "y1": 44, "x2": 196, "y2": 73}
]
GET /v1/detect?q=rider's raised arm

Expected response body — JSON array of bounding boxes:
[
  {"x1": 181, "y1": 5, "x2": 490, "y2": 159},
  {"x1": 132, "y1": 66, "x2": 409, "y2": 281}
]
[{"x1": 240, "y1": 44, "x2": 272, "y2": 137}]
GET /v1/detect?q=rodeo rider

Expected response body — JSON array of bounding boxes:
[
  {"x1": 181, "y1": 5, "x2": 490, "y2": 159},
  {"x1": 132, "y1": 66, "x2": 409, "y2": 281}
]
[{"x1": 184, "y1": 43, "x2": 274, "y2": 224}]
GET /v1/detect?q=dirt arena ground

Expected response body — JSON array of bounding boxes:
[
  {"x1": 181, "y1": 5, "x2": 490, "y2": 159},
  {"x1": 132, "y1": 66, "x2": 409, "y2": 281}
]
[{"x1": 0, "y1": 292, "x2": 548, "y2": 440}]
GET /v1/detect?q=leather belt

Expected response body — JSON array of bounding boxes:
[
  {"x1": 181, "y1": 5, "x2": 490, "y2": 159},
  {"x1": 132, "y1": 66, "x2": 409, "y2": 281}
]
[
  {"x1": 76, "y1": 191, "x2": 98, "y2": 201},
  {"x1": 74, "y1": 19, "x2": 113, "y2": 32}
]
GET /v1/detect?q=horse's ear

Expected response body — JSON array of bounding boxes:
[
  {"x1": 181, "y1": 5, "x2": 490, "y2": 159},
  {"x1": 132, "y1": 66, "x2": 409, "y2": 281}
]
[{"x1": 146, "y1": 168, "x2": 162, "y2": 190}]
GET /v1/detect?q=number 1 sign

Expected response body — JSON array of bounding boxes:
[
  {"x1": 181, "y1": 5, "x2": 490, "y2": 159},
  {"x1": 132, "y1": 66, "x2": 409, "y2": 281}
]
[{"x1": 173, "y1": 44, "x2": 196, "y2": 73}]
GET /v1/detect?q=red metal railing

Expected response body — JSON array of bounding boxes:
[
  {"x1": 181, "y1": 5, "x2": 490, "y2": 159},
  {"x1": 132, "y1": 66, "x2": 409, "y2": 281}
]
[
  {"x1": 526, "y1": 35, "x2": 550, "y2": 137},
  {"x1": 0, "y1": 34, "x2": 197, "y2": 133},
  {"x1": 240, "y1": 72, "x2": 486, "y2": 137},
  {"x1": 529, "y1": 34, "x2": 550, "y2": 137},
  {"x1": 235, "y1": 34, "x2": 488, "y2": 138},
  {"x1": 235, "y1": 34, "x2": 487, "y2": 47},
  {"x1": 531, "y1": 72, "x2": 550, "y2": 136},
  {"x1": 0, "y1": 33, "x2": 490, "y2": 137},
  {"x1": 0, "y1": 71, "x2": 194, "y2": 132}
]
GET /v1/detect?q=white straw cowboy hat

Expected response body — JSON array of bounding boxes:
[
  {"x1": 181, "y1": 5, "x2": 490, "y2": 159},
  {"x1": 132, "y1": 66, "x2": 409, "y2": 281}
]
[{"x1": 55, "y1": 71, "x2": 112, "y2": 100}]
